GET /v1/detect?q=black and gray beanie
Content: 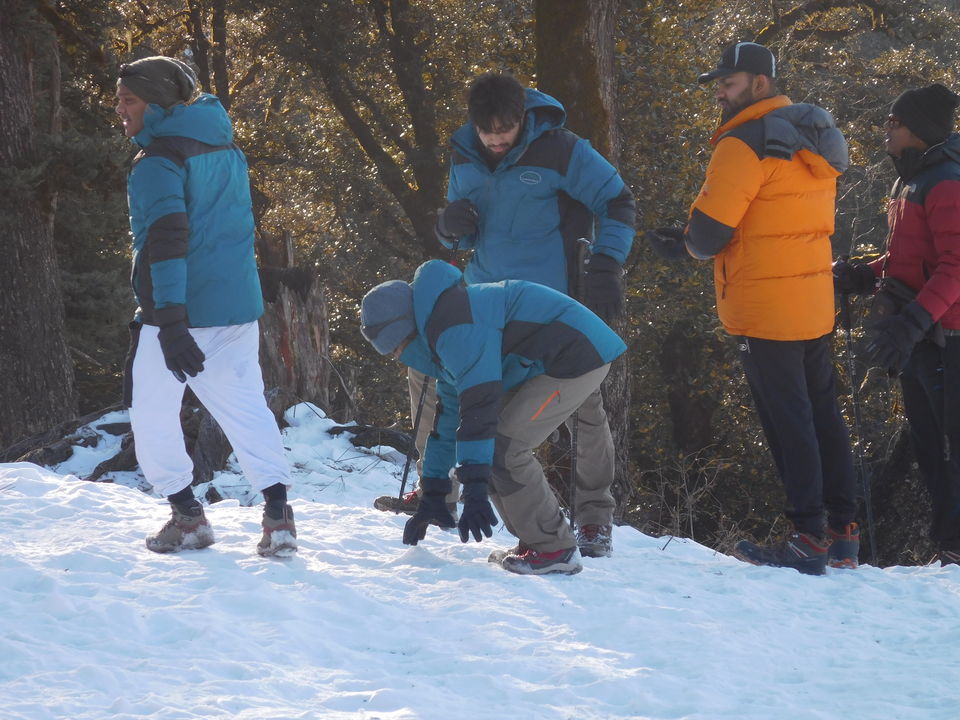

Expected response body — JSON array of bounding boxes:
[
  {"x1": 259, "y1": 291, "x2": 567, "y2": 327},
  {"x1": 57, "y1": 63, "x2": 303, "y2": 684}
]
[
  {"x1": 891, "y1": 83, "x2": 960, "y2": 146},
  {"x1": 360, "y1": 280, "x2": 416, "y2": 355},
  {"x1": 117, "y1": 56, "x2": 198, "y2": 108}
]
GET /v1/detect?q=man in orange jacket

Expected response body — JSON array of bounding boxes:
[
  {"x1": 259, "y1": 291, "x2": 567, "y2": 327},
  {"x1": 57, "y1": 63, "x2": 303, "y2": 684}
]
[{"x1": 647, "y1": 42, "x2": 860, "y2": 575}]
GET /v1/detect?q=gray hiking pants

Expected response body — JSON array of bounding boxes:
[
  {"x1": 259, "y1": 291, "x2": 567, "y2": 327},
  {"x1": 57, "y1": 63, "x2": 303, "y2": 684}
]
[
  {"x1": 490, "y1": 364, "x2": 612, "y2": 552},
  {"x1": 407, "y1": 366, "x2": 616, "y2": 526}
]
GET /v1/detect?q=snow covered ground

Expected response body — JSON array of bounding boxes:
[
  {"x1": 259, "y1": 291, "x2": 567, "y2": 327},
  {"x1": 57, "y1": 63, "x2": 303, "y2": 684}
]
[{"x1": 2, "y1": 403, "x2": 959, "y2": 720}]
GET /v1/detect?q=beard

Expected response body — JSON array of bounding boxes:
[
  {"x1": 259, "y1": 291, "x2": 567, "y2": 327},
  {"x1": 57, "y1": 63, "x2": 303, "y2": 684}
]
[{"x1": 720, "y1": 86, "x2": 757, "y2": 123}]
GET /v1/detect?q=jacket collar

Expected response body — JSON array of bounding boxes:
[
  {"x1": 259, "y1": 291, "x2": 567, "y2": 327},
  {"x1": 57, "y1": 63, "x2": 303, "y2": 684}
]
[{"x1": 711, "y1": 95, "x2": 792, "y2": 145}]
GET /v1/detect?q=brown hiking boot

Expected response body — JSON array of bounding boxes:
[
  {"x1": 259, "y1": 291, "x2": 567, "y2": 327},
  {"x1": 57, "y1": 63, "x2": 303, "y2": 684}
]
[
  {"x1": 577, "y1": 524, "x2": 613, "y2": 558},
  {"x1": 374, "y1": 490, "x2": 458, "y2": 523},
  {"x1": 146, "y1": 503, "x2": 215, "y2": 554},
  {"x1": 257, "y1": 503, "x2": 298, "y2": 557}
]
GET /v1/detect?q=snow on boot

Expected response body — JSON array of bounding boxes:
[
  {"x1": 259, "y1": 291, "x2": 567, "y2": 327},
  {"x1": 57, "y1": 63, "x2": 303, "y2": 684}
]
[
  {"x1": 258, "y1": 502, "x2": 298, "y2": 557},
  {"x1": 487, "y1": 541, "x2": 530, "y2": 565},
  {"x1": 501, "y1": 546, "x2": 583, "y2": 576},
  {"x1": 826, "y1": 522, "x2": 860, "y2": 569},
  {"x1": 576, "y1": 524, "x2": 613, "y2": 558},
  {"x1": 146, "y1": 503, "x2": 215, "y2": 554},
  {"x1": 734, "y1": 531, "x2": 827, "y2": 576}
]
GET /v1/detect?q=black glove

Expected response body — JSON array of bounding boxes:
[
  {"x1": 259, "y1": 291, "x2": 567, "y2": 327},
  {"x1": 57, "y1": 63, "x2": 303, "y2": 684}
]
[
  {"x1": 155, "y1": 306, "x2": 205, "y2": 383},
  {"x1": 457, "y1": 477, "x2": 498, "y2": 543},
  {"x1": 583, "y1": 253, "x2": 625, "y2": 322},
  {"x1": 833, "y1": 259, "x2": 876, "y2": 295},
  {"x1": 866, "y1": 301, "x2": 932, "y2": 373},
  {"x1": 437, "y1": 199, "x2": 479, "y2": 239},
  {"x1": 402, "y1": 476, "x2": 456, "y2": 546},
  {"x1": 645, "y1": 227, "x2": 688, "y2": 261}
]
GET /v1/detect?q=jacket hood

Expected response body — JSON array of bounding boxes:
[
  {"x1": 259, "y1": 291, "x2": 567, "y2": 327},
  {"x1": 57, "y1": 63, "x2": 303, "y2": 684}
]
[
  {"x1": 450, "y1": 88, "x2": 566, "y2": 166},
  {"x1": 714, "y1": 95, "x2": 848, "y2": 177},
  {"x1": 133, "y1": 93, "x2": 233, "y2": 148},
  {"x1": 410, "y1": 260, "x2": 464, "y2": 332}
]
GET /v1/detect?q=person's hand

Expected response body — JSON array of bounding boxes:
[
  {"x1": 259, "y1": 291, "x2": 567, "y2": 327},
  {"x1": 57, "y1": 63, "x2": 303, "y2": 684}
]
[
  {"x1": 437, "y1": 199, "x2": 479, "y2": 239},
  {"x1": 645, "y1": 227, "x2": 688, "y2": 261},
  {"x1": 457, "y1": 479, "x2": 497, "y2": 543},
  {"x1": 833, "y1": 259, "x2": 876, "y2": 295},
  {"x1": 155, "y1": 306, "x2": 205, "y2": 383},
  {"x1": 583, "y1": 253, "x2": 624, "y2": 322},
  {"x1": 401, "y1": 476, "x2": 455, "y2": 546},
  {"x1": 866, "y1": 301, "x2": 932, "y2": 373}
]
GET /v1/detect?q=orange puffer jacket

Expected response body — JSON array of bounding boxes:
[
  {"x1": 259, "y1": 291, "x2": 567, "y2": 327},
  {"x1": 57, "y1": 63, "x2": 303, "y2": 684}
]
[{"x1": 688, "y1": 96, "x2": 847, "y2": 340}]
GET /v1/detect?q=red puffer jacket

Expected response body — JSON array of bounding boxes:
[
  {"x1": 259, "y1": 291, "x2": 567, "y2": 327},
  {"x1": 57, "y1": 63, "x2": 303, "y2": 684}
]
[{"x1": 869, "y1": 136, "x2": 960, "y2": 330}]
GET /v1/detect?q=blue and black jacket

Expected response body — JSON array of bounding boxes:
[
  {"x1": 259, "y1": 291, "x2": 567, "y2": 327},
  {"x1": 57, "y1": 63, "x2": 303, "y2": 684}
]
[
  {"x1": 441, "y1": 89, "x2": 636, "y2": 295},
  {"x1": 127, "y1": 93, "x2": 263, "y2": 327},
  {"x1": 399, "y1": 260, "x2": 626, "y2": 483}
]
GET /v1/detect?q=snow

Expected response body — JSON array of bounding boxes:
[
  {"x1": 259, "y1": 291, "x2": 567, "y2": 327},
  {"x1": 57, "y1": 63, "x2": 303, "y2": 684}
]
[{"x1": 2, "y1": 403, "x2": 959, "y2": 720}]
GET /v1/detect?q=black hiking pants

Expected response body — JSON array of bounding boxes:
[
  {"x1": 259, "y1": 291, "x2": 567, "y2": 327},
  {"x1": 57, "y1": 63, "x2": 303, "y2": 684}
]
[
  {"x1": 737, "y1": 333, "x2": 858, "y2": 536},
  {"x1": 900, "y1": 336, "x2": 960, "y2": 549}
]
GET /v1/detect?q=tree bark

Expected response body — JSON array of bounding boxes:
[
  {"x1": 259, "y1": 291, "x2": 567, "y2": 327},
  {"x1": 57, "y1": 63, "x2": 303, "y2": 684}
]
[
  {"x1": 211, "y1": 0, "x2": 230, "y2": 109},
  {"x1": 0, "y1": 1, "x2": 77, "y2": 448},
  {"x1": 256, "y1": 231, "x2": 332, "y2": 411},
  {"x1": 534, "y1": 0, "x2": 633, "y2": 512}
]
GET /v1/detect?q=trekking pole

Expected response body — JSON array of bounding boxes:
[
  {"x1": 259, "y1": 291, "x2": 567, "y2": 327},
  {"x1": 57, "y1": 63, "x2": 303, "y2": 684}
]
[
  {"x1": 398, "y1": 377, "x2": 429, "y2": 500},
  {"x1": 839, "y1": 291, "x2": 879, "y2": 566},
  {"x1": 567, "y1": 236, "x2": 593, "y2": 529}
]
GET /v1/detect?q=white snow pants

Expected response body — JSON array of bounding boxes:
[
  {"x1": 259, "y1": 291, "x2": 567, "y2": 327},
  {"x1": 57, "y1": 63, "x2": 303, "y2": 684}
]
[{"x1": 129, "y1": 321, "x2": 290, "y2": 498}]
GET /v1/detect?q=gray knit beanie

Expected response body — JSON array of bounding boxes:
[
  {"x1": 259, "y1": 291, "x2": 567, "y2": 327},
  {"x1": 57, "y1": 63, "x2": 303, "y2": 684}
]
[
  {"x1": 360, "y1": 280, "x2": 416, "y2": 355},
  {"x1": 117, "y1": 56, "x2": 198, "y2": 108}
]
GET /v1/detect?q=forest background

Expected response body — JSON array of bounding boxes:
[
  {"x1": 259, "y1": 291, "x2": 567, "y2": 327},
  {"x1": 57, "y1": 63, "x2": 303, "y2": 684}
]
[{"x1": 3, "y1": 0, "x2": 957, "y2": 567}]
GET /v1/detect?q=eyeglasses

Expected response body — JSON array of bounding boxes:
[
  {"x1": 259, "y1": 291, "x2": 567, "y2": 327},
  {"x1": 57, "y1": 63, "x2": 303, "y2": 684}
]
[{"x1": 885, "y1": 115, "x2": 903, "y2": 129}]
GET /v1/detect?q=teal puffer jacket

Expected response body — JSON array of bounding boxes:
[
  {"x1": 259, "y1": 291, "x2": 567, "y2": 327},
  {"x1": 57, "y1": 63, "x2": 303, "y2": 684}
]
[
  {"x1": 127, "y1": 93, "x2": 263, "y2": 327},
  {"x1": 399, "y1": 260, "x2": 625, "y2": 481}
]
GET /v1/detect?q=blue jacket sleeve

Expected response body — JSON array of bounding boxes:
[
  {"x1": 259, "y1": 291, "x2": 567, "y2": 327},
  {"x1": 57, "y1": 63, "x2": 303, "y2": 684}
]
[
  {"x1": 562, "y1": 140, "x2": 636, "y2": 264},
  {"x1": 130, "y1": 156, "x2": 190, "y2": 310},
  {"x1": 431, "y1": 323, "x2": 503, "y2": 475},
  {"x1": 440, "y1": 161, "x2": 478, "y2": 252}
]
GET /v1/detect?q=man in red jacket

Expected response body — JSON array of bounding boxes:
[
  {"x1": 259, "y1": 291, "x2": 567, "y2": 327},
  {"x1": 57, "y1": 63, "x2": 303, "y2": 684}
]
[{"x1": 835, "y1": 83, "x2": 960, "y2": 565}]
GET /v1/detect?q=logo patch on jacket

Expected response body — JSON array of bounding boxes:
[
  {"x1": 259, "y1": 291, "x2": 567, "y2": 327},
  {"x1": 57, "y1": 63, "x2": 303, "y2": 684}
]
[{"x1": 519, "y1": 171, "x2": 542, "y2": 185}]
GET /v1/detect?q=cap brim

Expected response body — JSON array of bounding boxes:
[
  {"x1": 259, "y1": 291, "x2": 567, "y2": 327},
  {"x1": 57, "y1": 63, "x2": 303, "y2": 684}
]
[{"x1": 697, "y1": 67, "x2": 736, "y2": 84}]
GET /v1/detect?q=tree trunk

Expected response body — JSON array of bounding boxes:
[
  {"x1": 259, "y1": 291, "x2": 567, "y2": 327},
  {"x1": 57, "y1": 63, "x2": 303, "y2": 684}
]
[
  {"x1": 257, "y1": 231, "x2": 332, "y2": 411},
  {"x1": 534, "y1": 0, "x2": 633, "y2": 511},
  {"x1": 0, "y1": 2, "x2": 77, "y2": 448}
]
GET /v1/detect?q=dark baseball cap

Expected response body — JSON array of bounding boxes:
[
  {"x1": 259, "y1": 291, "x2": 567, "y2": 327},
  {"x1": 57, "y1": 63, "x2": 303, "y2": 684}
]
[{"x1": 698, "y1": 42, "x2": 777, "y2": 84}]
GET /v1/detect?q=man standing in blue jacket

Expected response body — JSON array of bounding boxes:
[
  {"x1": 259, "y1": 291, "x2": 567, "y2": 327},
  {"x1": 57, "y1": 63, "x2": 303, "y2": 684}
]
[
  {"x1": 362, "y1": 260, "x2": 626, "y2": 575},
  {"x1": 115, "y1": 56, "x2": 295, "y2": 556},
  {"x1": 378, "y1": 73, "x2": 635, "y2": 559}
]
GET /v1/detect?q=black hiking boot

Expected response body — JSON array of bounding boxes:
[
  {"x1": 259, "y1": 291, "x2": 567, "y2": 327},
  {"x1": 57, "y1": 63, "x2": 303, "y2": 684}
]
[
  {"x1": 826, "y1": 522, "x2": 860, "y2": 569},
  {"x1": 734, "y1": 531, "x2": 828, "y2": 576}
]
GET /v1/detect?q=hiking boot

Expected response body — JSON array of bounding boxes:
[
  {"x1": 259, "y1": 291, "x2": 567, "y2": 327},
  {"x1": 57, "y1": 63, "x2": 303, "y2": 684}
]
[
  {"x1": 577, "y1": 524, "x2": 613, "y2": 558},
  {"x1": 258, "y1": 502, "x2": 298, "y2": 557},
  {"x1": 938, "y1": 548, "x2": 960, "y2": 566},
  {"x1": 374, "y1": 491, "x2": 420, "y2": 515},
  {"x1": 374, "y1": 491, "x2": 458, "y2": 523},
  {"x1": 487, "y1": 541, "x2": 530, "y2": 564},
  {"x1": 146, "y1": 503, "x2": 215, "y2": 554},
  {"x1": 826, "y1": 522, "x2": 860, "y2": 569},
  {"x1": 733, "y1": 531, "x2": 827, "y2": 576},
  {"x1": 501, "y1": 546, "x2": 583, "y2": 576}
]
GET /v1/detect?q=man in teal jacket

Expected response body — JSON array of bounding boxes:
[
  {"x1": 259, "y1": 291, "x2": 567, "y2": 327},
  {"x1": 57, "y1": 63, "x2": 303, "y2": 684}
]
[
  {"x1": 379, "y1": 73, "x2": 634, "y2": 558},
  {"x1": 361, "y1": 260, "x2": 626, "y2": 575},
  {"x1": 116, "y1": 56, "x2": 294, "y2": 556}
]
